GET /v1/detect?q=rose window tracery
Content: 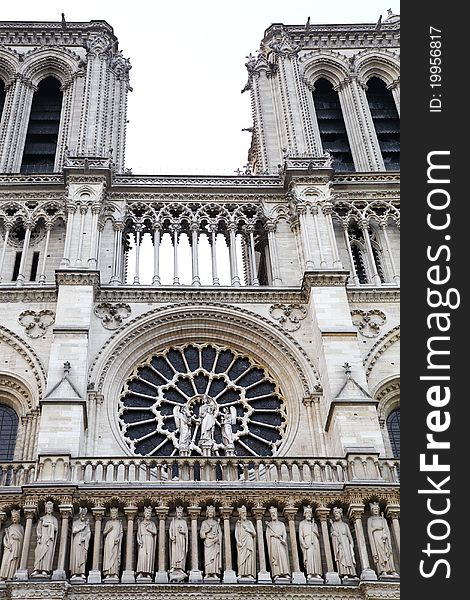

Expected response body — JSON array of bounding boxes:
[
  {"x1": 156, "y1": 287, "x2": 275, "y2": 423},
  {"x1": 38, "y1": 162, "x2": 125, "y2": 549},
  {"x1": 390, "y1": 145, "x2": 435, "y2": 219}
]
[{"x1": 118, "y1": 343, "x2": 287, "y2": 457}]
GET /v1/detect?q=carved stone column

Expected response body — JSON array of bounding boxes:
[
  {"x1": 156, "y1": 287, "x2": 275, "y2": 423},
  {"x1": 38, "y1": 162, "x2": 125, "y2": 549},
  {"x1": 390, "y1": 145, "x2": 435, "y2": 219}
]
[
  {"x1": 284, "y1": 507, "x2": 306, "y2": 584},
  {"x1": 15, "y1": 505, "x2": 36, "y2": 581},
  {"x1": 15, "y1": 222, "x2": 32, "y2": 286},
  {"x1": 315, "y1": 507, "x2": 340, "y2": 585},
  {"x1": 220, "y1": 506, "x2": 236, "y2": 583},
  {"x1": 385, "y1": 504, "x2": 400, "y2": 558},
  {"x1": 188, "y1": 506, "x2": 203, "y2": 583},
  {"x1": 253, "y1": 507, "x2": 271, "y2": 583},
  {"x1": 87, "y1": 507, "x2": 105, "y2": 584},
  {"x1": 52, "y1": 504, "x2": 73, "y2": 580},
  {"x1": 348, "y1": 504, "x2": 377, "y2": 580},
  {"x1": 0, "y1": 224, "x2": 11, "y2": 283},
  {"x1": 155, "y1": 506, "x2": 169, "y2": 583},
  {"x1": 266, "y1": 222, "x2": 282, "y2": 285},
  {"x1": 122, "y1": 507, "x2": 137, "y2": 583}
]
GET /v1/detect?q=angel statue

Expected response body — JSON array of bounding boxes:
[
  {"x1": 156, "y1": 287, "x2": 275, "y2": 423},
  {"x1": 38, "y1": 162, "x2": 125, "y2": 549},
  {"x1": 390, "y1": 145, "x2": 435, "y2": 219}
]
[
  {"x1": 173, "y1": 404, "x2": 195, "y2": 456},
  {"x1": 220, "y1": 406, "x2": 237, "y2": 455}
]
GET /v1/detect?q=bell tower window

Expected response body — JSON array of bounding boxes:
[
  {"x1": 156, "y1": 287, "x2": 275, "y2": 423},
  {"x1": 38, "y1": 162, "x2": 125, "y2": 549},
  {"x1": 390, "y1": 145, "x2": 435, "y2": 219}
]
[
  {"x1": 366, "y1": 77, "x2": 400, "y2": 171},
  {"x1": 313, "y1": 78, "x2": 354, "y2": 172},
  {"x1": 20, "y1": 76, "x2": 63, "y2": 174}
]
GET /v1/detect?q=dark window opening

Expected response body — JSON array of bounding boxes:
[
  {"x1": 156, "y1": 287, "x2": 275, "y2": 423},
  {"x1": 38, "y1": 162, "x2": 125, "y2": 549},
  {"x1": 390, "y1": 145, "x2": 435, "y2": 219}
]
[
  {"x1": 386, "y1": 408, "x2": 400, "y2": 458},
  {"x1": 0, "y1": 404, "x2": 19, "y2": 461},
  {"x1": 20, "y1": 76, "x2": 62, "y2": 174},
  {"x1": 349, "y1": 224, "x2": 368, "y2": 284},
  {"x1": 0, "y1": 79, "x2": 5, "y2": 123},
  {"x1": 12, "y1": 252, "x2": 21, "y2": 281},
  {"x1": 372, "y1": 243, "x2": 386, "y2": 283},
  {"x1": 313, "y1": 78, "x2": 354, "y2": 172},
  {"x1": 366, "y1": 77, "x2": 400, "y2": 170},
  {"x1": 30, "y1": 251, "x2": 40, "y2": 281}
]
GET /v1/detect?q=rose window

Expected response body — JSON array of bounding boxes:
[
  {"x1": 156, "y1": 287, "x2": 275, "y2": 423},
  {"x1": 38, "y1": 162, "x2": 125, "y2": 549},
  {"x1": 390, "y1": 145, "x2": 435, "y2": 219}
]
[{"x1": 118, "y1": 343, "x2": 287, "y2": 457}]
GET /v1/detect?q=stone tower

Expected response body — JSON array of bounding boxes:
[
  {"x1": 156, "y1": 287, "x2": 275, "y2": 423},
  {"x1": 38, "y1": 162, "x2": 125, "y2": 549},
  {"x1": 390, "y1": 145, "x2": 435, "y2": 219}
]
[{"x1": 0, "y1": 14, "x2": 400, "y2": 600}]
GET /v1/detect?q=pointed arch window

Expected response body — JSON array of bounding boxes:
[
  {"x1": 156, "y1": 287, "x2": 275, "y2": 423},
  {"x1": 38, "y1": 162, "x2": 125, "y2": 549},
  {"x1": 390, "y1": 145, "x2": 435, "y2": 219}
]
[
  {"x1": 0, "y1": 404, "x2": 19, "y2": 461},
  {"x1": 366, "y1": 77, "x2": 400, "y2": 170},
  {"x1": 313, "y1": 77, "x2": 354, "y2": 172},
  {"x1": 20, "y1": 76, "x2": 63, "y2": 174},
  {"x1": 386, "y1": 408, "x2": 400, "y2": 458}
]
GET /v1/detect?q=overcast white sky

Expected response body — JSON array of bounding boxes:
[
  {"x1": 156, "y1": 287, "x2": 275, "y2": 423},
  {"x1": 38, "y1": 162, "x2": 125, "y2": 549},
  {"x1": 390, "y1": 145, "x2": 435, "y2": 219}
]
[{"x1": 2, "y1": 1, "x2": 400, "y2": 174}]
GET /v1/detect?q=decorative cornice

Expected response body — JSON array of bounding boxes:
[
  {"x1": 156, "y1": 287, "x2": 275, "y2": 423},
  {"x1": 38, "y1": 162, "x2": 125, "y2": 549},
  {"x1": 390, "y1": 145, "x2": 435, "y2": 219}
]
[
  {"x1": 302, "y1": 271, "x2": 350, "y2": 293},
  {"x1": 347, "y1": 288, "x2": 400, "y2": 304},
  {"x1": 55, "y1": 270, "x2": 101, "y2": 288},
  {"x1": 0, "y1": 287, "x2": 57, "y2": 303}
]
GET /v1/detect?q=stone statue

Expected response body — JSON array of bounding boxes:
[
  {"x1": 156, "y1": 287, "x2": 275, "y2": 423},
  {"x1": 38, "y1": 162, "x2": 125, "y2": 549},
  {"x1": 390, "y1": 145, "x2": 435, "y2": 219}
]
[
  {"x1": 136, "y1": 506, "x2": 157, "y2": 578},
  {"x1": 199, "y1": 396, "x2": 218, "y2": 444},
  {"x1": 169, "y1": 506, "x2": 188, "y2": 582},
  {"x1": 32, "y1": 501, "x2": 58, "y2": 576},
  {"x1": 330, "y1": 507, "x2": 356, "y2": 578},
  {"x1": 0, "y1": 510, "x2": 24, "y2": 581},
  {"x1": 173, "y1": 404, "x2": 194, "y2": 455},
  {"x1": 235, "y1": 505, "x2": 256, "y2": 580},
  {"x1": 299, "y1": 506, "x2": 322, "y2": 580},
  {"x1": 200, "y1": 505, "x2": 222, "y2": 579},
  {"x1": 102, "y1": 508, "x2": 123, "y2": 580},
  {"x1": 70, "y1": 508, "x2": 91, "y2": 579},
  {"x1": 220, "y1": 406, "x2": 236, "y2": 455},
  {"x1": 265, "y1": 507, "x2": 291, "y2": 580},
  {"x1": 367, "y1": 503, "x2": 398, "y2": 577}
]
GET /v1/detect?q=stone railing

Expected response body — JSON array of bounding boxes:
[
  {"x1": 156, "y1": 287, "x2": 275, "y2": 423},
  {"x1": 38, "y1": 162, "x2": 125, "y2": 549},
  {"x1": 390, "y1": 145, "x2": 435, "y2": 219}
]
[{"x1": 0, "y1": 456, "x2": 400, "y2": 488}]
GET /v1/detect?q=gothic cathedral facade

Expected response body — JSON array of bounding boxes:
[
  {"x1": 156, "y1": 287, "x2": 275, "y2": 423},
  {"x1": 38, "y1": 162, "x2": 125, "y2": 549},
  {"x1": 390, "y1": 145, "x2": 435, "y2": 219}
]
[{"x1": 0, "y1": 12, "x2": 400, "y2": 600}]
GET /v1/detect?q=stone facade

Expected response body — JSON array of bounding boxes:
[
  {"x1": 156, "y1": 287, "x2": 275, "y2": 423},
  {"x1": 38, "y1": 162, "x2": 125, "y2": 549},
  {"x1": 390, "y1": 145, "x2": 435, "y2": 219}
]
[{"x1": 0, "y1": 13, "x2": 400, "y2": 600}]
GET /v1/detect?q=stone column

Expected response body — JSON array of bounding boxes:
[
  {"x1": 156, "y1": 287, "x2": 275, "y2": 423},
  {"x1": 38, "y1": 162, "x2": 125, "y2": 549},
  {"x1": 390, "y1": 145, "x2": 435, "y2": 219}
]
[
  {"x1": 122, "y1": 507, "x2": 137, "y2": 583},
  {"x1": 75, "y1": 205, "x2": 87, "y2": 266},
  {"x1": 15, "y1": 222, "x2": 32, "y2": 286},
  {"x1": 209, "y1": 227, "x2": 220, "y2": 285},
  {"x1": 315, "y1": 507, "x2": 340, "y2": 585},
  {"x1": 172, "y1": 225, "x2": 180, "y2": 285},
  {"x1": 380, "y1": 223, "x2": 400, "y2": 285},
  {"x1": 343, "y1": 224, "x2": 360, "y2": 285},
  {"x1": 109, "y1": 222, "x2": 124, "y2": 285},
  {"x1": 88, "y1": 205, "x2": 100, "y2": 268},
  {"x1": 312, "y1": 208, "x2": 327, "y2": 268},
  {"x1": 38, "y1": 224, "x2": 52, "y2": 284},
  {"x1": 152, "y1": 226, "x2": 161, "y2": 285},
  {"x1": 266, "y1": 223, "x2": 282, "y2": 285},
  {"x1": 302, "y1": 398, "x2": 318, "y2": 455},
  {"x1": 361, "y1": 221, "x2": 381, "y2": 286},
  {"x1": 228, "y1": 223, "x2": 241, "y2": 286},
  {"x1": 133, "y1": 227, "x2": 142, "y2": 285},
  {"x1": 253, "y1": 507, "x2": 271, "y2": 582},
  {"x1": 221, "y1": 506, "x2": 237, "y2": 583},
  {"x1": 191, "y1": 223, "x2": 201, "y2": 286},
  {"x1": 348, "y1": 504, "x2": 377, "y2": 580},
  {"x1": 155, "y1": 506, "x2": 169, "y2": 583},
  {"x1": 0, "y1": 224, "x2": 11, "y2": 283},
  {"x1": 247, "y1": 228, "x2": 260, "y2": 286},
  {"x1": 61, "y1": 206, "x2": 76, "y2": 267},
  {"x1": 385, "y1": 504, "x2": 400, "y2": 558},
  {"x1": 298, "y1": 207, "x2": 314, "y2": 270},
  {"x1": 52, "y1": 505, "x2": 73, "y2": 580},
  {"x1": 88, "y1": 507, "x2": 105, "y2": 584},
  {"x1": 284, "y1": 507, "x2": 306, "y2": 584},
  {"x1": 323, "y1": 205, "x2": 343, "y2": 268},
  {"x1": 188, "y1": 506, "x2": 203, "y2": 583},
  {"x1": 15, "y1": 506, "x2": 36, "y2": 581},
  {"x1": 388, "y1": 80, "x2": 400, "y2": 116}
]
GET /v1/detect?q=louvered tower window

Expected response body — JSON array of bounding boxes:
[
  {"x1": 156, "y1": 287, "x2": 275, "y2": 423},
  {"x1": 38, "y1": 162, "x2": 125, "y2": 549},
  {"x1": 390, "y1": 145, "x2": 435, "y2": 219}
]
[
  {"x1": 313, "y1": 78, "x2": 354, "y2": 172},
  {"x1": 0, "y1": 79, "x2": 5, "y2": 123},
  {"x1": 0, "y1": 404, "x2": 18, "y2": 461},
  {"x1": 386, "y1": 408, "x2": 400, "y2": 458},
  {"x1": 20, "y1": 76, "x2": 62, "y2": 174},
  {"x1": 348, "y1": 224, "x2": 368, "y2": 283},
  {"x1": 366, "y1": 77, "x2": 400, "y2": 170}
]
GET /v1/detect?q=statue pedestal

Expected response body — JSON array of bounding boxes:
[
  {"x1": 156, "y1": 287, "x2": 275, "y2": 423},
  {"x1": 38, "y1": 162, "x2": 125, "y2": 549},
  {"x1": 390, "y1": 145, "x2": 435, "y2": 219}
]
[
  {"x1": 189, "y1": 569, "x2": 203, "y2": 583},
  {"x1": 325, "y1": 571, "x2": 342, "y2": 585},
  {"x1": 70, "y1": 575, "x2": 87, "y2": 585},
  {"x1": 257, "y1": 570, "x2": 272, "y2": 583},
  {"x1": 342, "y1": 575, "x2": 359, "y2": 585},
  {"x1": 0, "y1": 581, "x2": 6, "y2": 590},
  {"x1": 51, "y1": 569, "x2": 66, "y2": 581},
  {"x1": 14, "y1": 569, "x2": 29, "y2": 581},
  {"x1": 204, "y1": 574, "x2": 221, "y2": 583},
  {"x1": 307, "y1": 575, "x2": 324, "y2": 584},
  {"x1": 136, "y1": 574, "x2": 152, "y2": 584},
  {"x1": 360, "y1": 568, "x2": 378, "y2": 581},
  {"x1": 103, "y1": 574, "x2": 120, "y2": 584},
  {"x1": 237, "y1": 575, "x2": 256, "y2": 584},
  {"x1": 156, "y1": 570, "x2": 170, "y2": 583},
  {"x1": 121, "y1": 569, "x2": 136, "y2": 583},
  {"x1": 223, "y1": 569, "x2": 237, "y2": 584},
  {"x1": 273, "y1": 575, "x2": 291, "y2": 584},
  {"x1": 87, "y1": 570, "x2": 101, "y2": 584},
  {"x1": 292, "y1": 571, "x2": 307, "y2": 584}
]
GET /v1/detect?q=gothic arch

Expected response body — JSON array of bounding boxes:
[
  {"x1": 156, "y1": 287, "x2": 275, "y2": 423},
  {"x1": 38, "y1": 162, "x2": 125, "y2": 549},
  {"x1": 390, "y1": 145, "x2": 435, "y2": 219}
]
[
  {"x1": 88, "y1": 302, "x2": 321, "y2": 458},
  {"x1": 19, "y1": 47, "x2": 81, "y2": 87},
  {"x1": 299, "y1": 51, "x2": 351, "y2": 89},
  {"x1": 364, "y1": 325, "x2": 400, "y2": 378},
  {"x1": 0, "y1": 48, "x2": 19, "y2": 85},
  {"x1": 355, "y1": 50, "x2": 400, "y2": 88}
]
